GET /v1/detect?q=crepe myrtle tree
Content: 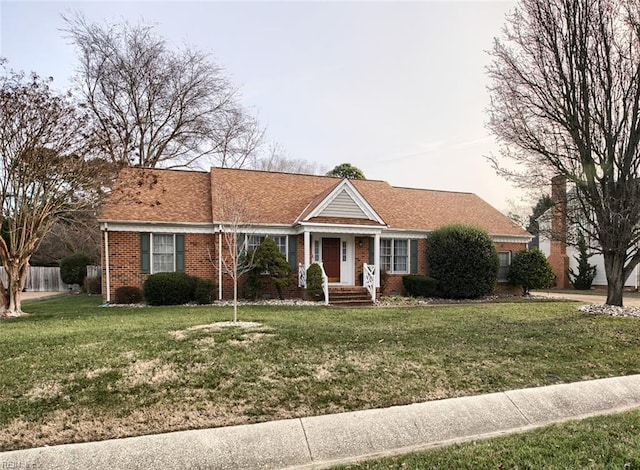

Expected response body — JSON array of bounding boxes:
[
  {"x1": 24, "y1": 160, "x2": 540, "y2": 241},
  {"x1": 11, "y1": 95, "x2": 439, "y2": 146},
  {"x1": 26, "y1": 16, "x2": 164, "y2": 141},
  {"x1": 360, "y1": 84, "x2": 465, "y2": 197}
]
[
  {"x1": 487, "y1": 0, "x2": 640, "y2": 306},
  {"x1": 0, "y1": 62, "x2": 100, "y2": 316}
]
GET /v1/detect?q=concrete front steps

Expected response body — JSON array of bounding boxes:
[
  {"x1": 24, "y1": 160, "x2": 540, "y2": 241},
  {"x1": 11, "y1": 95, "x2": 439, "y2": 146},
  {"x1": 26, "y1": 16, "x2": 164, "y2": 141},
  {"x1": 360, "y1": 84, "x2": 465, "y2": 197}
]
[{"x1": 328, "y1": 286, "x2": 375, "y2": 307}]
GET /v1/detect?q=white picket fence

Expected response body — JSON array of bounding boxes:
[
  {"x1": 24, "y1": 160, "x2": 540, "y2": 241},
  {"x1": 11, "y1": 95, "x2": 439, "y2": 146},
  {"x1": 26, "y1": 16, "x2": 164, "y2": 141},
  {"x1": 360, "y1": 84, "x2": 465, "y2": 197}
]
[{"x1": 0, "y1": 265, "x2": 101, "y2": 292}]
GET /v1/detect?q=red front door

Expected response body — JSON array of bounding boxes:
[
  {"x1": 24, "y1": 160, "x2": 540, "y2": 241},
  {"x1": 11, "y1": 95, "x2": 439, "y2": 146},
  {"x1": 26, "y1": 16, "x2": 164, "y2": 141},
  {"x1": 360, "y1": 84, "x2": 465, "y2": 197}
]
[{"x1": 322, "y1": 238, "x2": 341, "y2": 282}]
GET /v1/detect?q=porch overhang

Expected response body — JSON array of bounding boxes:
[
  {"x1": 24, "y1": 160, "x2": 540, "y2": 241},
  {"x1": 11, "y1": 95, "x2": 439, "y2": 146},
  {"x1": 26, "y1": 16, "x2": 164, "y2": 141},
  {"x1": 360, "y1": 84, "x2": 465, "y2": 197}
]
[{"x1": 296, "y1": 222, "x2": 384, "y2": 289}]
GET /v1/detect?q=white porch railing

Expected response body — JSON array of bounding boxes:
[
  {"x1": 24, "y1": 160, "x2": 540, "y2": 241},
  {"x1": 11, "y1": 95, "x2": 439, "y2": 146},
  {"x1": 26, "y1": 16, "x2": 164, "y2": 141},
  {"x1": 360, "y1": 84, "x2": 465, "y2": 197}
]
[
  {"x1": 319, "y1": 263, "x2": 329, "y2": 305},
  {"x1": 363, "y1": 263, "x2": 376, "y2": 303},
  {"x1": 298, "y1": 263, "x2": 306, "y2": 288},
  {"x1": 299, "y1": 262, "x2": 329, "y2": 305}
]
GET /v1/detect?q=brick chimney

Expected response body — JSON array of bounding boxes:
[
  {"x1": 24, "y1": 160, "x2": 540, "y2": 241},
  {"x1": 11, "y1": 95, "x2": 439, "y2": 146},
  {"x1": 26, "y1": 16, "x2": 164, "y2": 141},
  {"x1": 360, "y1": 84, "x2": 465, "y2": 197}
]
[{"x1": 549, "y1": 175, "x2": 570, "y2": 288}]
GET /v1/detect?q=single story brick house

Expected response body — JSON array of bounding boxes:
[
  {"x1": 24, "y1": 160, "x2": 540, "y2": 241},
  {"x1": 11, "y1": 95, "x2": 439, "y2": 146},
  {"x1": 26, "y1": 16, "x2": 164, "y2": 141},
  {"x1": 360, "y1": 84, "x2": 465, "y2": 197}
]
[{"x1": 98, "y1": 167, "x2": 531, "y2": 302}]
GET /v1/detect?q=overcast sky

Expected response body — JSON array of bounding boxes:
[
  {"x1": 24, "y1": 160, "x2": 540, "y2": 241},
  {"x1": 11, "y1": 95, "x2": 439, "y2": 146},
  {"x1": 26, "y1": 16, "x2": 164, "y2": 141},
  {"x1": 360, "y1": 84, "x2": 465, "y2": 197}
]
[{"x1": 1, "y1": 0, "x2": 526, "y2": 212}]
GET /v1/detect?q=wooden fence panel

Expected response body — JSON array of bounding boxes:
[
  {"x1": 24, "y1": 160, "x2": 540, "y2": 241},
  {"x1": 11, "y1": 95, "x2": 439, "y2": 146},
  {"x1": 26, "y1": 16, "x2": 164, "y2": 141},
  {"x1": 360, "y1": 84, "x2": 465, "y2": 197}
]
[{"x1": 0, "y1": 265, "x2": 101, "y2": 292}]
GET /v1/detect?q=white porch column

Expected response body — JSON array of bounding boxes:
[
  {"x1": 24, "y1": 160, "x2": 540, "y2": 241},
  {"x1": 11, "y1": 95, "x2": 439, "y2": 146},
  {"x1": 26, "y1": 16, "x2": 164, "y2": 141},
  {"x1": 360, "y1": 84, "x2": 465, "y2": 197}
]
[
  {"x1": 103, "y1": 224, "x2": 111, "y2": 303},
  {"x1": 374, "y1": 232, "x2": 381, "y2": 288},
  {"x1": 304, "y1": 230, "x2": 311, "y2": 271}
]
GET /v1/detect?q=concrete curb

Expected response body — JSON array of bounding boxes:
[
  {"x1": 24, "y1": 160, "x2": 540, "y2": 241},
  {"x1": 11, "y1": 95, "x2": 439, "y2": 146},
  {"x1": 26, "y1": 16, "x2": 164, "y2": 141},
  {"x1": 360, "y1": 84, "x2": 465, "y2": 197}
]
[{"x1": 2, "y1": 375, "x2": 640, "y2": 469}]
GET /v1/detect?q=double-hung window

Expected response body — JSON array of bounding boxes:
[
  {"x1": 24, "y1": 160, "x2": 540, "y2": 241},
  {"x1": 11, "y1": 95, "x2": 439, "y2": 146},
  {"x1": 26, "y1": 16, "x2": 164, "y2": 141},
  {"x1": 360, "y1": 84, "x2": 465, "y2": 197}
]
[
  {"x1": 141, "y1": 233, "x2": 185, "y2": 274},
  {"x1": 380, "y1": 239, "x2": 409, "y2": 273},
  {"x1": 498, "y1": 251, "x2": 511, "y2": 281},
  {"x1": 245, "y1": 234, "x2": 288, "y2": 259},
  {"x1": 153, "y1": 234, "x2": 175, "y2": 273},
  {"x1": 273, "y1": 236, "x2": 287, "y2": 258},
  {"x1": 246, "y1": 235, "x2": 265, "y2": 253}
]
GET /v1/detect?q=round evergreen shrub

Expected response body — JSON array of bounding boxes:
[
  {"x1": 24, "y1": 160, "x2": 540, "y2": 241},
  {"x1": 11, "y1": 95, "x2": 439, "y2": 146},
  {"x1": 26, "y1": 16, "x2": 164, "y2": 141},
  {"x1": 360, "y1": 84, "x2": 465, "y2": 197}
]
[
  {"x1": 193, "y1": 277, "x2": 215, "y2": 305},
  {"x1": 143, "y1": 272, "x2": 196, "y2": 306},
  {"x1": 426, "y1": 224, "x2": 499, "y2": 299},
  {"x1": 60, "y1": 253, "x2": 93, "y2": 286},
  {"x1": 306, "y1": 263, "x2": 324, "y2": 300},
  {"x1": 508, "y1": 248, "x2": 555, "y2": 295},
  {"x1": 114, "y1": 286, "x2": 143, "y2": 304},
  {"x1": 402, "y1": 275, "x2": 438, "y2": 297}
]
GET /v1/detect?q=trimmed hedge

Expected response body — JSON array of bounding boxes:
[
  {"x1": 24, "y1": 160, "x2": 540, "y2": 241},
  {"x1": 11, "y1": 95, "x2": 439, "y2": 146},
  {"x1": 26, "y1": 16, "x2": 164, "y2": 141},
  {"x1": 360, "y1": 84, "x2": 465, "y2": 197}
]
[
  {"x1": 114, "y1": 286, "x2": 143, "y2": 304},
  {"x1": 143, "y1": 272, "x2": 196, "y2": 306},
  {"x1": 402, "y1": 275, "x2": 438, "y2": 298},
  {"x1": 426, "y1": 224, "x2": 499, "y2": 299},
  {"x1": 193, "y1": 277, "x2": 215, "y2": 305},
  {"x1": 142, "y1": 273, "x2": 217, "y2": 306}
]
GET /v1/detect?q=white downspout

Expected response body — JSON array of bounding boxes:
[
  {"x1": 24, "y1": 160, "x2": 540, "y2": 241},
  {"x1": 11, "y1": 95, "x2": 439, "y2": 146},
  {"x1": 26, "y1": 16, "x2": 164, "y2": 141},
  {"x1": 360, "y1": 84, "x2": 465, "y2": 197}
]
[
  {"x1": 304, "y1": 230, "x2": 311, "y2": 272},
  {"x1": 104, "y1": 224, "x2": 111, "y2": 304},
  {"x1": 218, "y1": 225, "x2": 223, "y2": 300},
  {"x1": 374, "y1": 233, "x2": 381, "y2": 288}
]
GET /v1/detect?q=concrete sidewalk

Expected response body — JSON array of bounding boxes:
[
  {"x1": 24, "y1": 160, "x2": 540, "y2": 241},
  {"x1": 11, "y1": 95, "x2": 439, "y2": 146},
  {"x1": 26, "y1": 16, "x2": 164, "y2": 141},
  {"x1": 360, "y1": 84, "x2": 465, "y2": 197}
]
[{"x1": 2, "y1": 375, "x2": 640, "y2": 469}]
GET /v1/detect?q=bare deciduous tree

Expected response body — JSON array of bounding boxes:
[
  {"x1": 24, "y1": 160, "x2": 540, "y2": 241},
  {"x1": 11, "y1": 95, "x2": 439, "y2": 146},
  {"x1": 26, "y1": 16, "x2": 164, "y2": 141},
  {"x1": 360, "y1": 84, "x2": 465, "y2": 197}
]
[
  {"x1": 64, "y1": 14, "x2": 263, "y2": 169},
  {"x1": 0, "y1": 63, "x2": 100, "y2": 316},
  {"x1": 31, "y1": 212, "x2": 101, "y2": 266},
  {"x1": 212, "y1": 191, "x2": 256, "y2": 323},
  {"x1": 487, "y1": 0, "x2": 640, "y2": 306},
  {"x1": 252, "y1": 143, "x2": 327, "y2": 175}
]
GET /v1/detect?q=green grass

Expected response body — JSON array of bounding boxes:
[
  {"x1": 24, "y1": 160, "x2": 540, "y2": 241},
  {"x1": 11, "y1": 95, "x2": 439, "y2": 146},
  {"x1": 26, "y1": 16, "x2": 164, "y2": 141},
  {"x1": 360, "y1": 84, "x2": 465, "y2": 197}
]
[
  {"x1": 1, "y1": 295, "x2": 640, "y2": 451},
  {"x1": 334, "y1": 409, "x2": 640, "y2": 469}
]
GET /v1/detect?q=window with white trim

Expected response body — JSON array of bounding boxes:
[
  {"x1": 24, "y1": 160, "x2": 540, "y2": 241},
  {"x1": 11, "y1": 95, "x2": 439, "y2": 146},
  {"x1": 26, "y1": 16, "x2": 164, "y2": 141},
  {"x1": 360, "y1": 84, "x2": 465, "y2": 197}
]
[
  {"x1": 246, "y1": 235, "x2": 265, "y2": 253},
  {"x1": 380, "y1": 239, "x2": 409, "y2": 273},
  {"x1": 498, "y1": 251, "x2": 511, "y2": 281},
  {"x1": 273, "y1": 236, "x2": 287, "y2": 257},
  {"x1": 153, "y1": 234, "x2": 175, "y2": 273},
  {"x1": 245, "y1": 234, "x2": 288, "y2": 259},
  {"x1": 313, "y1": 240, "x2": 320, "y2": 262}
]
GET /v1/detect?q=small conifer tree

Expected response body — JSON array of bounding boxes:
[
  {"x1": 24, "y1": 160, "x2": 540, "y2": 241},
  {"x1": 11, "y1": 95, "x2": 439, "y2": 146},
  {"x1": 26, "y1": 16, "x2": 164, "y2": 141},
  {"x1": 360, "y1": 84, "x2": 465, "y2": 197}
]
[
  {"x1": 246, "y1": 237, "x2": 292, "y2": 299},
  {"x1": 568, "y1": 234, "x2": 597, "y2": 290}
]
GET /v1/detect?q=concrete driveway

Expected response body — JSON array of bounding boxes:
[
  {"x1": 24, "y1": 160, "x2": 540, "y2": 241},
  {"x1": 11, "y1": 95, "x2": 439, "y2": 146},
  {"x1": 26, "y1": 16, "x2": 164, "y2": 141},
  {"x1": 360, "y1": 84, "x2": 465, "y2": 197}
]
[
  {"x1": 21, "y1": 291, "x2": 64, "y2": 301},
  {"x1": 533, "y1": 290, "x2": 640, "y2": 307}
]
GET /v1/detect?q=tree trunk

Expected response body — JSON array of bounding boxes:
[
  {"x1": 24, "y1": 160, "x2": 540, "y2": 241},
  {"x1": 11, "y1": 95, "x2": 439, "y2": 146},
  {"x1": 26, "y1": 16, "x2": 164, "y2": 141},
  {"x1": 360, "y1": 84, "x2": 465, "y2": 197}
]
[
  {"x1": 0, "y1": 280, "x2": 8, "y2": 318},
  {"x1": 3, "y1": 260, "x2": 28, "y2": 317},
  {"x1": 603, "y1": 250, "x2": 626, "y2": 307},
  {"x1": 233, "y1": 275, "x2": 238, "y2": 323}
]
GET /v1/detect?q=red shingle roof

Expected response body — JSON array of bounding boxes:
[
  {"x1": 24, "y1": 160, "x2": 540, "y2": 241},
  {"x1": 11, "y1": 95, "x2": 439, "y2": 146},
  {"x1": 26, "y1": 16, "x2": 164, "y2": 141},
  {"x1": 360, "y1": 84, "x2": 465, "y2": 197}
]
[
  {"x1": 99, "y1": 167, "x2": 211, "y2": 224},
  {"x1": 99, "y1": 167, "x2": 529, "y2": 238}
]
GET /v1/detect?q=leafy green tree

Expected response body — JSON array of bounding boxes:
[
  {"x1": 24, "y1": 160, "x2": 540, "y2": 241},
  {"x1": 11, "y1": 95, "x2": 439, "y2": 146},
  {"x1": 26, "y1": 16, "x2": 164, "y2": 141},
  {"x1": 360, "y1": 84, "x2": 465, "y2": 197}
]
[
  {"x1": 508, "y1": 249, "x2": 555, "y2": 295},
  {"x1": 426, "y1": 224, "x2": 499, "y2": 299},
  {"x1": 568, "y1": 235, "x2": 597, "y2": 290},
  {"x1": 326, "y1": 163, "x2": 366, "y2": 179}
]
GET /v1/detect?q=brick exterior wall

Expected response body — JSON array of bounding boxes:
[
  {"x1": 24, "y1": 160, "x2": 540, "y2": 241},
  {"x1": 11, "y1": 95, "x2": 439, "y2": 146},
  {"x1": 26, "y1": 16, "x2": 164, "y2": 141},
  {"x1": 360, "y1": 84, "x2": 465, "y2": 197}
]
[
  {"x1": 103, "y1": 231, "x2": 217, "y2": 301},
  {"x1": 548, "y1": 175, "x2": 570, "y2": 288},
  {"x1": 375, "y1": 239, "x2": 526, "y2": 297},
  {"x1": 103, "y1": 231, "x2": 527, "y2": 301},
  {"x1": 104, "y1": 231, "x2": 304, "y2": 302}
]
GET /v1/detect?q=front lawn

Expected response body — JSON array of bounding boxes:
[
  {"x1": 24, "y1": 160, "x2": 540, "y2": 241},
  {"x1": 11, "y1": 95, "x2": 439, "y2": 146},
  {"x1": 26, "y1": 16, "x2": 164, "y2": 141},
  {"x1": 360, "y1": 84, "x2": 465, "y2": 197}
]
[{"x1": 1, "y1": 295, "x2": 640, "y2": 451}]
